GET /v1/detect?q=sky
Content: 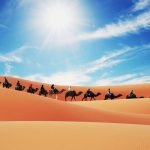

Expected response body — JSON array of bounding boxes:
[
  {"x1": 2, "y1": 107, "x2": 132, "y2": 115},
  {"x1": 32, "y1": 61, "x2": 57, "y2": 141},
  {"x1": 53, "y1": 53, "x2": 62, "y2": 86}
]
[{"x1": 0, "y1": 0, "x2": 150, "y2": 86}]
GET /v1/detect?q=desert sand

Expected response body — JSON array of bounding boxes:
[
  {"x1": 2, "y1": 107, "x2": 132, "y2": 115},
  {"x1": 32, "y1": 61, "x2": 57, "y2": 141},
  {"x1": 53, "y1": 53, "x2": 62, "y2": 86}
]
[
  {"x1": 1, "y1": 122, "x2": 150, "y2": 150},
  {"x1": 0, "y1": 76, "x2": 150, "y2": 150},
  {"x1": 71, "y1": 99, "x2": 150, "y2": 114},
  {"x1": 0, "y1": 76, "x2": 150, "y2": 101}
]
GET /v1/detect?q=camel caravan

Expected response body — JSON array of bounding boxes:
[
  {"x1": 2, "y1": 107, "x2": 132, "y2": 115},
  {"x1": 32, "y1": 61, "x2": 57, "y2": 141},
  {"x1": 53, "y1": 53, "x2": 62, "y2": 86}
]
[{"x1": 0, "y1": 77, "x2": 145, "y2": 101}]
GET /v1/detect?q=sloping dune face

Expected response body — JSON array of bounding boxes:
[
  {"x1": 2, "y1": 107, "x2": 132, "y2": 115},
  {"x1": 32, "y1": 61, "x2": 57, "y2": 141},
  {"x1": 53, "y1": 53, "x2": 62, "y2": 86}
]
[
  {"x1": 0, "y1": 76, "x2": 150, "y2": 101},
  {"x1": 1, "y1": 87, "x2": 150, "y2": 125},
  {"x1": 0, "y1": 76, "x2": 150, "y2": 125},
  {"x1": 0, "y1": 76, "x2": 150, "y2": 150},
  {"x1": 72, "y1": 99, "x2": 150, "y2": 114},
  {"x1": 1, "y1": 122, "x2": 150, "y2": 150}
]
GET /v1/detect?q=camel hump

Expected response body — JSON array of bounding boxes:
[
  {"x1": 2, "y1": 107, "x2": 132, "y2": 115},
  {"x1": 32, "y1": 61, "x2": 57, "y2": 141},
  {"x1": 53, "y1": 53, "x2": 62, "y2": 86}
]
[
  {"x1": 67, "y1": 90, "x2": 73, "y2": 94},
  {"x1": 66, "y1": 90, "x2": 75, "y2": 96},
  {"x1": 72, "y1": 90, "x2": 76, "y2": 94}
]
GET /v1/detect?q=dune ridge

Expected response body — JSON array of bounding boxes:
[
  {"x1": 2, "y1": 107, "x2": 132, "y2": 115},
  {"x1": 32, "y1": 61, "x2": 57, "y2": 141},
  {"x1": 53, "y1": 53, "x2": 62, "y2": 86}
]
[{"x1": 0, "y1": 76, "x2": 150, "y2": 101}]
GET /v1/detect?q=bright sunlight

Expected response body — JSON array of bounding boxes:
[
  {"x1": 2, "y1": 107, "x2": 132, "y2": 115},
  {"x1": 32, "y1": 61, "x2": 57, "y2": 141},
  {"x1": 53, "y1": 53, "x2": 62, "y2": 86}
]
[{"x1": 29, "y1": 0, "x2": 84, "y2": 46}]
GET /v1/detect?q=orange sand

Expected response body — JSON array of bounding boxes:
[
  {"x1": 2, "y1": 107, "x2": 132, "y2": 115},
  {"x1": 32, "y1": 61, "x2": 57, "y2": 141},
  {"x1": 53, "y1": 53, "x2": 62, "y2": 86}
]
[
  {"x1": 0, "y1": 122, "x2": 150, "y2": 150},
  {"x1": 1, "y1": 87, "x2": 150, "y2": 125},
  {"x1": 0, "y1": 76, "x2": 150, "y2": 101},
  {"x1": 71, "y1": 99, "x2": 150, "y2": 114},
  {"x1": 0, "y1": 76, "x2": 150, "y2": 150}
]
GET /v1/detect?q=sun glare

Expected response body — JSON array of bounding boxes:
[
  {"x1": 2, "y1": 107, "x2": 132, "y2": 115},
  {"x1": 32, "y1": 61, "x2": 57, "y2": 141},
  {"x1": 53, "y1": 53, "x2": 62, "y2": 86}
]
[
  {"x1": 29, "y1": 0, "x2": 83, "y2": 46},
  {"x1": 48, "y1": 4, "x2": 75, "y2": 32}
]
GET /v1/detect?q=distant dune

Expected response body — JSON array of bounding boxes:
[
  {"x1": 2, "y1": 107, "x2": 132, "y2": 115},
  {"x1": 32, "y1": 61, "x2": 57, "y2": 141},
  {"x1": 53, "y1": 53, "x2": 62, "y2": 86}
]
[
  {"x1": 0, "y1": 76, "x2": 150, "y2": 150},
  {"x1": 0, "y1": 76, "x2": 150, "y2": 101},
  {"x1": 71, "y1": 99, "x2": 150, "y2": 114}
]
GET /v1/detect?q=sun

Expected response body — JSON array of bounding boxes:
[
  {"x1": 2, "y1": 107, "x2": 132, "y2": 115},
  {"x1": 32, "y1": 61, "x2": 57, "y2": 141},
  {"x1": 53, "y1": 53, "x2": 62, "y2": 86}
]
[
  {"x1": 29, "y1": 0, "x2": 83, "y2": 46},
  {"x1": 47, "y1": 3, "x2": 75, "y2": 33}
]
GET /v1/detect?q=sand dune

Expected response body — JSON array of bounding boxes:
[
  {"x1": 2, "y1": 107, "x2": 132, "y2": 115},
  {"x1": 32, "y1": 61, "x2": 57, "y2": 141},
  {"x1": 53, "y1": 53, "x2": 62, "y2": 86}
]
[
  {"x1": 0, "y1": 87, "x2": 150, "y2": 125},
  {"x1": 0, "y1": 121, "x2": 150, "y2": 150},
  {"x1": 71, "y1": 99, "x2": 150, "y2": 114},
  {"x1": 0, "y1": 76, "x2": 150, "y2": 150},
  {"x1": 0, "y1": 76, "x2": 150, "y2": 101}
]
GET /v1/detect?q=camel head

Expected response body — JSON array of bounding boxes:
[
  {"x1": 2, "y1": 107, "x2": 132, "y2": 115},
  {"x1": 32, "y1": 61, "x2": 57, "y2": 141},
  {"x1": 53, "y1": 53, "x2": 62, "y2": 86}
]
[
  {"x1": 35, "y1": 88, "x2": 39, "y2": 92},
  {"x1": 118, "y1": 94, "x2": 123, "y2": 97},
  {"x1": 60, "y1": 89, "x2": 66, "y2": 93},
  {"x1": 76, "y1": 91, "x2": 83, "y2": 96},
  {"x1": 78, "y1": 91, "x2": 83, "y2": 94},
  {"x1": 96, "y1": 92, "x2": 101, "y2": 96}
]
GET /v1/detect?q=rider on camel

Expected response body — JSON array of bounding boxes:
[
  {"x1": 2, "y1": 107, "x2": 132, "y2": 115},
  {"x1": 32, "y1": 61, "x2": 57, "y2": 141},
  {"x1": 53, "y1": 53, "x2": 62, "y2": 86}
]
[
  {"x1": 68, "y1": 86, "x2": 73, "y2": 92},
  {"x1": 29, "y1": 84, "x2": 33, "y2": 91},
  {"x1": 40, "y1": 85, "x2": 45, "y2": 93},
  {"x1": 4, "y1": 77, "x2": 8, "y2": 84},
  {"x1": 87, "y1": 88, "x2": 91, "y2": 96},
  {"x1": 51, "y1": 84, "x2": 56, "y2": 93},
  {"x1": 106, "y1": 89, "x2": 111, "y2": 96},
  {"x1": 16, "y1": 81, "x2": 21, "y2": 89},
  {"x1": 129, "y1": 90, "x2": 134, "y2": 97}
]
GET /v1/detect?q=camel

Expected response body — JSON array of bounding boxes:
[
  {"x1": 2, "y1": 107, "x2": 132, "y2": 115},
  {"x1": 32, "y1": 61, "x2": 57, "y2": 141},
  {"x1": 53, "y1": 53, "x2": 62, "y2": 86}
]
[
  {"x1": 39, "y1": 89, "x2": 48, "y2": 97},
  {"x1": 65, "y1": 91, "x2": 83, "y2": 101},
  {"x1": 49, "y1": 88, "x2": 66, "y2": 96},
  {"x1": 126, "y1": 94, "x2": 144, "y2": 99},
  {"x1": 27, "y1": 88, "x2": 38, "y2": 94},
  {"x1": 104, "y1": 93, "x2": 122, "y2": 100},
  {"x1": 3, "y1": 82, "x2": 12, "y2": 88},
  {"x1": 82, "y1": 92, "x2": 101, "y2": 101},
  {"x1": 15, "y1": 85, "x2": 25, "y2": 91}
]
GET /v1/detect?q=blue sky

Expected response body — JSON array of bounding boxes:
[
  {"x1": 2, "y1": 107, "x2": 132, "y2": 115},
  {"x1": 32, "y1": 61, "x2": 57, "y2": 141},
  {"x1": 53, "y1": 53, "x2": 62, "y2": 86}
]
[{"x1": 0, "y1": 0, "x2": 150, "y2": 85}]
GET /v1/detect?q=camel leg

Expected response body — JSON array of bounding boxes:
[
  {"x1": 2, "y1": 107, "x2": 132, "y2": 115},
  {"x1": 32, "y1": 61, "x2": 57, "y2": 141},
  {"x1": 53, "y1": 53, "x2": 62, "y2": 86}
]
[
  {"x1": 65, "y1": 96, "x2": 67, "y2": 101},
  {"x1": 44, "y1": 92, "x2": 47, "y2": 97},
  {"x1": 82, "y1": 97, "x2": 85, "y2": 101},
  {"x1": 71, "y1": 96, "x2": 73, "y2": 101}
]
